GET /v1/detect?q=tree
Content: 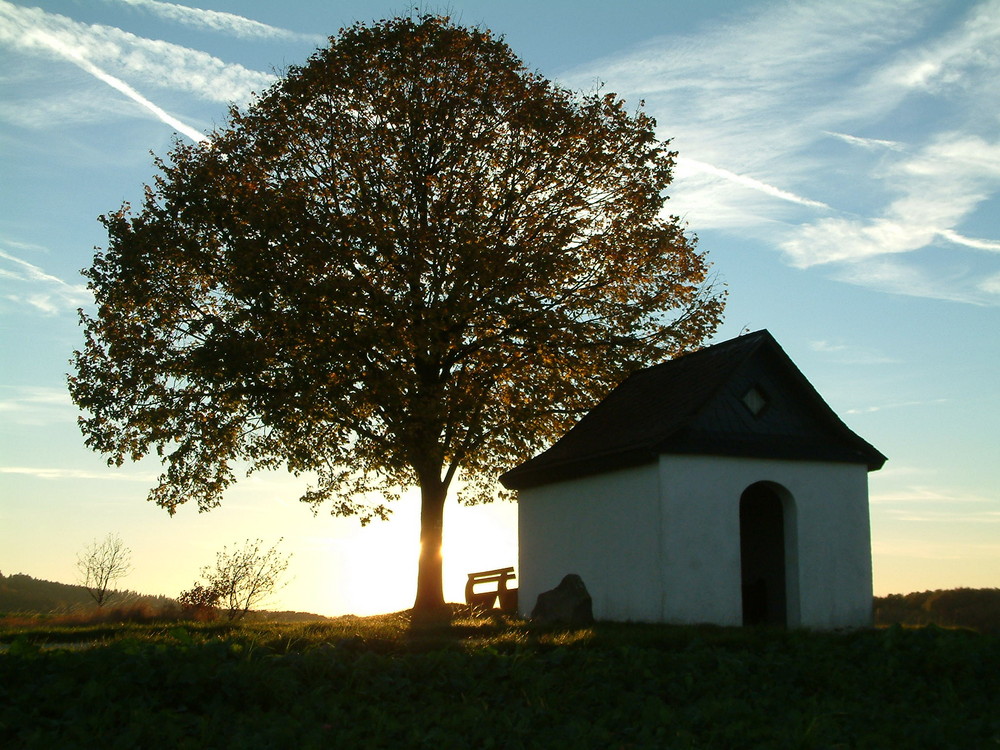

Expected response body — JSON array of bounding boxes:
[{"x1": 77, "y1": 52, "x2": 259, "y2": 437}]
[
  {"x1": 76, "y1": 533, "x2": 132, "y2": 608},
  {"x1": 189, "y1": 538, "x2": 290, "y2": 621},
  {"x1": 69, "y1": 15, "x2": 725, "y2": 613}
]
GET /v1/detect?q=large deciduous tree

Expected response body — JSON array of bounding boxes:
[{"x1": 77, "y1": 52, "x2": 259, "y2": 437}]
[{"x1": 69, "y1": 15, "x2": 725, "y2": 613}]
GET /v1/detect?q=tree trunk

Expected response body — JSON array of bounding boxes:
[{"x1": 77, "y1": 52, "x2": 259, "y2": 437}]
[{"x1": 412, "y1": 476, "x2": 448, "y2": 613}]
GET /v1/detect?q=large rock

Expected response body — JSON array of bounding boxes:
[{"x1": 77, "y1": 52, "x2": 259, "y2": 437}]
[{"x1": 531, "y1": 574, "x2": 594, "y2": 626}]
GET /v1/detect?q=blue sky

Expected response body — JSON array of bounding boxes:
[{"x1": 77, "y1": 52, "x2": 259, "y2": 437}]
[{"x1": 1, "y1": 0, "x2": 998, "y2": 616}]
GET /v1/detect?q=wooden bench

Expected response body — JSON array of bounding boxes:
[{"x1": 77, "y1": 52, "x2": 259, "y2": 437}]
[{"x1": 465, "y1": 567, "x2": 518, "y2": 612}]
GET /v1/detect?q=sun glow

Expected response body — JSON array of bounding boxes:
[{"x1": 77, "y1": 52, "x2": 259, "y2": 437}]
[{"x1": 294, "y1": 490, "x2": 518, "y2": 617}]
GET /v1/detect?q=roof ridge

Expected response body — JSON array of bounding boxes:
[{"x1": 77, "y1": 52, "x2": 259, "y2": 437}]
[{"x1": 500, "y1": 329, "x2": 886, "y2": 490}]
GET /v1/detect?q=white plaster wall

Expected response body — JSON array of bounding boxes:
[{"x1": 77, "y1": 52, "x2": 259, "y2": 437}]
[
  {"x1": 656, "y1": 455, "x2": 743, "y2": 626},
  {"x1": 517, "y1": 455, "x2": 874, "y2": 628},
  {"x1": 517, "y1": 463, "x2": 662, "y2": 622},
  {"x1": 791, "y1": 462, "x2": 874, "y2": 628},
  {"x1": 657, "y1": 455, "x2": 873, "y2": 629}
]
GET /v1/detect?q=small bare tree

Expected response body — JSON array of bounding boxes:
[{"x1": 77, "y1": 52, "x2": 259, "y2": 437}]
[
  {"x1": 76, "y1": 533, "x2": 132, "y2": 607},
  {"x1": 198, "y1": 538, "x2": 291, "y2": 621}
]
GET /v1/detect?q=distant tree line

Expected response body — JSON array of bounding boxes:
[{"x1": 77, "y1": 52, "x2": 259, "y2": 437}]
[
  {"x1": 2, "y1": 536, "x2": 291, "y2": 624},
  {"x1": 5, "y1": 571, "x2": 997, "y2": 631},
  {"x1": 874, "y1": 588, "x2": 1000, "y2": 633},
  {"x1": 0, "y1": 572, "x2": 173, "y2": 616}
]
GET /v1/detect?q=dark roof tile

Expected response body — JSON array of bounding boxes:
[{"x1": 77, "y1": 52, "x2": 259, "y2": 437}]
[{"x1": 500, "y1": 330, "x2": 886, "y2": 490}]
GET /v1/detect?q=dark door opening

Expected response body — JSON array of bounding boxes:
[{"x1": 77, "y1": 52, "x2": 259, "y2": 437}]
[{"x1": 740, "y1": 483, "x2": 787, "y2": 626}]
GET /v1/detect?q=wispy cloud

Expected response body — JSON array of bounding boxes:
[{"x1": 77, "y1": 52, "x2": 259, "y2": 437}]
[
  {"x1": 871, "y1": 486, "x2": 995, "y2": 505},
  {"x1": 887, "y1": 509, "x2": 1000, "y2": 523},
  {"x1": 106, "y1": 0, "x2": 325, "y2": 43},
  {"x1": 0, "y1": 1, "x2": 275, "y2": 109},
  {"x1": 0, "y1": 466, "x2": 156, "y2": 481},
  {"x1": 560, "y1": 0, "x2": 1000, "y2": 304},
  {"x1": 873, "y1": 538, "x2": 1000, "y2": 559},
  {"x1": 869, "y1": 0, "x2": 1000, "y2": 97},
  {"x1": 781, "y1": 134, "x2": 1000, "y2": 268},
  {"x1": 824, "y1": 131, "x2": 905, "y2": 152},
  {"x1": 809, "y1": 339, "x2": 899, "y2": 365},
  {"x1": 676, "y1": 157, "x2": 829, "y2": 209},
  {"x1": 0, "y1": 247, "x2": 90, "y2": 316},
  {"x1": 830, "y1": 256, "x2": 999, "y2": 306},
  {"x1": 939, "y1": 229, "x2": 1000, "y2": 252},
  {"x1": 980, "y1": 272, "x2": 1000, "y2": 295},
  {"x1": 846, "y1": 398, "x2": 949, "y2": 415},
  {"x1": 563, "y1": 1, "x2": 931, "y2": 224},
  {"x1": 0, "y1": 386, "x2": 75, "y2": 426},
  {"x1": 29, "y1": 28, "x2": 207, "y2": 142}
]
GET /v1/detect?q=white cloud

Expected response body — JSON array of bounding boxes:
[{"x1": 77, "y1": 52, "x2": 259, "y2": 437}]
[
  {"x1": 677, "y1": 157, "x2": 829, "y2": 209},
  {"x1": 560, "y1": 0, "x2": 1000, "y2": 303},
  {"x1": 888, "y1": 510, "x2": 1000, "y2": 523},
  {"x1": 781, "y1": 134, "x2": 1000, "y2": 268},
  {"x1": 980, "y1": 272, "x2": 1000, "y2": 294},
  {"x1": 871, "y1": 486, "x2": 994, "y2": 504},
  {"x1": 809, "y1": 340, "x2": 899, "y2": 365},
  {"x1": 872, "y1": 538, "x2": 1000, "y2": 559},
  {"x1": 939, "y1": 230, "x2": 1000, "y2": 252},
  {"x1": 0, "y1": 386, "x2": 73, "y2": 410},
  {"x1": 28, "y1": 28, "x2": 207, "y2": 142},
  {"x1": 106, "y1": 0, "x2": 325, "y2": 43},
  {"x1": 872, "y1": 0, "x2": 1000, "y2": 96},
  {"x1": 846, "y1": 398, "x2": 949, "y2": 415},
  {"x1": 824, "y1": 131, "x2": 905, "y2": 151},
  {"x1": 0, "y1": 386, "x2": 76, "y2": 426},
  {"x1": 562, "y1": 0, "x2": 933, "y2": 223},
  {"x1": 0, "y1": 466, "x2": 155, "y2": 481},
  {"x1": 0, "y1": 248, "x2": 90, "y2": 315},
  {"x1": 830, "y1": 256, "x2": 999, "y2": 306},
  {"x1": 0, "y1": 88, "x2": 138, "y2": 129},
  {"x1": 0, "y1": 1, "x2": 275, "y2": 105}
]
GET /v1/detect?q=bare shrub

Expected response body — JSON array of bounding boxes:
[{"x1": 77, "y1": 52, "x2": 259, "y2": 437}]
[
  {"x1": 190, "y1": 538, "x2": 291, "y2": 621},
  {"x1": 76, "y1": 533, "x2": 132, "y2": 608}
]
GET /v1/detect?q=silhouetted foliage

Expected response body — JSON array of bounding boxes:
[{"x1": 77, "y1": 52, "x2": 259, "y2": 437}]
[
  {"x1": 189, "y1": 539, "x2": 291, "y2": 621},
  {"x1": 68, "y1": 14, "x2": 725, "y2": 613},
  {"x1": 75, "y1": 533, "x2": 132, "y2": 608},
  {"x1": 177, "y1": 583, "x2": 222, "y2": 621},
  {"x1": 875, "y1": 588, "x2": 1000, "y2": 633}
]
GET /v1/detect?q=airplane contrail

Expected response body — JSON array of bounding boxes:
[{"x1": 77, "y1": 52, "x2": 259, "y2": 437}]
[
  {"x1": 29, "y1": 29, "x2": 207, "y2": 143},
  {"x1": 678, "y1": 157, "x2": 829, "y2": 209},
  {"x1": 938, "y1": 229, "x2": 1000, "y2": 252},
  {"x1": 106, "y1": 0, "x2": 324, "y2": 42}
]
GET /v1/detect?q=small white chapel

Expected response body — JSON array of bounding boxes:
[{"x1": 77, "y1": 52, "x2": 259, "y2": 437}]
[{"x1": 501, "y1": 330, "x2": 886, "y2": 629}]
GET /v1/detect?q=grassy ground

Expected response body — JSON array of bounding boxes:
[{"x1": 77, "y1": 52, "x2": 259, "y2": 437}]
[{"x1": 2, "y1": 610, "x2": 997, "y2": 749}]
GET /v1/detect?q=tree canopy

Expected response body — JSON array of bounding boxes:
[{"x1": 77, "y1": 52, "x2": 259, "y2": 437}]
[{"x1": 69, "y1": 14, "x2": 725, "y2": 611}]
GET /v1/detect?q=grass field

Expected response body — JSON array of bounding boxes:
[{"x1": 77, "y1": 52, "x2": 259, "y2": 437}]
[{"x1": 2, "y1": 610, "x2": 998, "y2": 749}]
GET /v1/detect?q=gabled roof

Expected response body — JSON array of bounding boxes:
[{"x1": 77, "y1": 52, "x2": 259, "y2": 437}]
[{"x1": 500, "y1": 330, "x2": 886, "y2": 490}]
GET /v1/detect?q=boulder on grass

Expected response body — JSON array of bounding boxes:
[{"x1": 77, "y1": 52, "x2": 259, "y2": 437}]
[{"x1": 531, "y1": 574, "x2": 594, "y2": 626}]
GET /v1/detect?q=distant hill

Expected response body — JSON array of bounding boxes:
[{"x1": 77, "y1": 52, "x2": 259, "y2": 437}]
[
  {"x1": 0, "y1": 572, "x2": 174, "y2": 615},
  {"x1": 5, "y1": 572, "x2": 994, "y2": 630},
  {"x1": 0, "y1": 572, "x2": 329, "y2": 622}
]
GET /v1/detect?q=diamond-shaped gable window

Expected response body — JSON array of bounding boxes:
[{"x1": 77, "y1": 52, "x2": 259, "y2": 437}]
[{"x1": 742, "y1": 385, "x2": 768, "y2": 416}]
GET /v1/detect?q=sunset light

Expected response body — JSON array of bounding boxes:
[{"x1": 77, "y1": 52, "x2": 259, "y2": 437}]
[{"x1": 2, "y1": 0, "x2": 998, "y2": 615}]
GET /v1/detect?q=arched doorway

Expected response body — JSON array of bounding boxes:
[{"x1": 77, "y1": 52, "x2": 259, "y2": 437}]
[{"x1": 740, "y1": 482, "x2": 790, "y2": 626}]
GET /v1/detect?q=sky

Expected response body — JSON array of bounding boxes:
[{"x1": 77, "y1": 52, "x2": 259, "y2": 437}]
[{"x1": 1, "y1": 0, "x2": 998, "y2": 617}]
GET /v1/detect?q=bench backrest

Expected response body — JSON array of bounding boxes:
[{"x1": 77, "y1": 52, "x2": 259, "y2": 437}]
[{"x1": 465, "y1": 567, "x2": 516, "y2": 606}]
